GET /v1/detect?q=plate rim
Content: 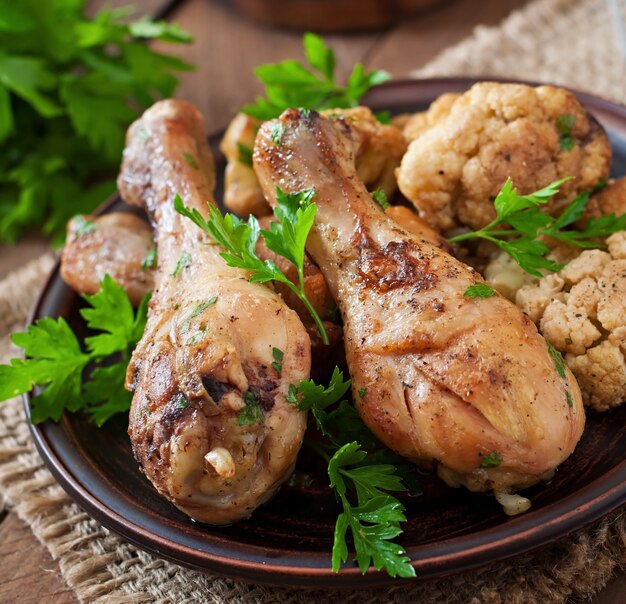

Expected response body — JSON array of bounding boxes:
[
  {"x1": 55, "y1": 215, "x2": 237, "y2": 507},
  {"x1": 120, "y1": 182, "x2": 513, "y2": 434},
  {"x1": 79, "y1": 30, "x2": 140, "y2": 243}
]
[{"x1": 24, "y1": 76, "x2": 626, "y2": 588}]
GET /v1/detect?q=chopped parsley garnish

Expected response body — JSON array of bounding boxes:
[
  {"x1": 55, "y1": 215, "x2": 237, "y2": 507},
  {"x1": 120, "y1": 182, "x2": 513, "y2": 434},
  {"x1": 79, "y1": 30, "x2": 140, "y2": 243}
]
[
  {"x1": 183, "y1": 152, "x2": 199, "y2": 169},
  {"x1": 272, "y1": 347, "x2": 284, "y2": 373},
  {"x1": 175, "y1": 188, "x2": 329, "y2": 344},
  {"x1": 270, "y1": 122, "x2": 285, "y2": 146},
  {"x1": 182, "y1": 297, "x2": 218, "y2": 331},
  {"x1": 237, "y1": 390, "x2": 264, "y2": 426},
  {"x1": 372, "y1": 188, "x2": 390, "y2": 210},
  {"x1": 556, "y1": 114, "x2": 575, "y2": 151},
  {"x1": 237, "y1": 142, "x2": 253, "y2": 166},
  {"x1": 0, "y1": 275, "x2": 149, "y2": 425},
  {"x1": 358, "y1": 387, "x2": 367, "y2": 399},
  {"x1": 566, "y1": 391, "x2": 573, "y2": 408},
  {"x1": 142, "y1": 246, "x2": 157, "y2": 271},
  {"x1": 241, "y1": 32, "x2": 390, "y2": 120},
  {"x1": 449, "y1": 178, "x2": 626, "y2": 276},
  {"x1": 72, "y1": 215, "x2": 97, "y2": 237},
  {"x1": 186, "y1": 330, "x2": 206, "y2": 346},
  {"x1": 172, "y1": 251, "x2": 191, "y2": 277},
  {"x1": 176, "y1": 395, "x2": 189, "y2": 410},
  {"x1": 480, "y1": 451, "x2": 502, "y2": 468},
  {"x1": 547, "y1": 341, "x2": 567, "y2": 379},
  {"x1": 464, "y1": 283, "x2": 496, "y2": 299}
]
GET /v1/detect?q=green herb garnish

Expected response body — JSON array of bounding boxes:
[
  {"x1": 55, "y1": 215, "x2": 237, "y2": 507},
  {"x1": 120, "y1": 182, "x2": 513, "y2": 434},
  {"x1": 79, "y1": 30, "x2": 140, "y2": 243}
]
[
  {"x1": 0, "y1": 1, "x2": 193, "y2": 244},
  {"x1": 237, "y1": 390, "x2": 264, "y2": 426},
  {"x1": 372, "y1": 188, "x2": 390, "y2": 210},
  {"x1": 72, "y1": 215, "x2": 97, "y2": 237},
  {"x1": 556, "y1": 114, "x2": 575, "y2": 151},
  {"x1": 142, "y1": 246, "x2": 157, "y2": 271},
  {"x1": 358, "y1": 387, "x2": 367, "y2": 399},
  {"x1": 480, "y1": 451, "x2": 502, "y2": 468},
  {"x1": 547, "y1": 341, "x2": 567, "y2": 379},
  {"x1": 270, "y1": 122, "x2": 285, "y2": 146},
  {"x1": 242, "y1": 32, "x2": 390, "y2": 120},
  {"x1": 464, "y1": 283, "x2": 496, "y2": 298},
  {"x1": 0, "y1": 275, "x2": 148, "y2": 425},
  {"x1": 183, "y1": 152, "x2": 199, "y2": 169},
  {"x1": 449, "y1": 178, "x2": 626, "y2": 276},
  {"x1": 272, "y1": 347, "x2": 284, "y2": 373},
  {"x1": 174, "y1": 188, "x2": 329, "y2": 344},
  {"x1": 237, "y1": 142, "x2": 253, "y2": 166},
  {"x1": 172, "y1": 251, "x2": 191, "y2": 277},
  {"x1": 287, "y1": 368, "x2": 416, "y2": 578}
]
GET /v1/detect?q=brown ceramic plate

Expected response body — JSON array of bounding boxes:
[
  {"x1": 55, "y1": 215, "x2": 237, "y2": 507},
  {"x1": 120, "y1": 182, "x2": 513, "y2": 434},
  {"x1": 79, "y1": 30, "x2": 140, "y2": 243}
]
[{"x1": 25, "y1": 78, "x2": 626, "y2": 588}]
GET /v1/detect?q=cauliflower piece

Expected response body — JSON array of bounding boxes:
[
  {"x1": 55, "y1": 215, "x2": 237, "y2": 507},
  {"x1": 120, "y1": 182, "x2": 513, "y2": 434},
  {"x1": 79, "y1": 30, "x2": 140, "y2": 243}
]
[
  {"x1": 396, "y1": 82, "x2": 611, "y2": 232},
  {"x1": 516, "y1": 231, "x2": 626, "y2": 411},
  {"x1": 402, "y1": 92, "x2": 459, "y2": 141},
  {"x1": 581, "y1": 176, "x2": 626, "y2": 223},
  {"x1": 219, "y1": 107, "x2": 407, "y2": 217}
]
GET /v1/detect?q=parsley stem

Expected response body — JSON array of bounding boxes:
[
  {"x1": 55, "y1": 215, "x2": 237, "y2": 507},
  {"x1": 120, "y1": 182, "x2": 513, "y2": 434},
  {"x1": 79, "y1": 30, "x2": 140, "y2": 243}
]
[{"x1": 283, "y1": 276, "x2": 329, "y2": 345}]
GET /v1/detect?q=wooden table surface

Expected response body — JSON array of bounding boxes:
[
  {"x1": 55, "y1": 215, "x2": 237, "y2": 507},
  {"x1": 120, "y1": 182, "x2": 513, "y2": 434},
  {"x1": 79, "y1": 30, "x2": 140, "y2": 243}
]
[{"x1": 1, "y1": 0, "x2": 624, "y2": 602}]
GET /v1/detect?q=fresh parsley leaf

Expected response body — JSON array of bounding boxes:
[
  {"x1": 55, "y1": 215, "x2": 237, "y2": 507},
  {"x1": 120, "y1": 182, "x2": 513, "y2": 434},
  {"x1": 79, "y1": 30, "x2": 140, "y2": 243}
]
[
  {"x1": 480, "y1": 451, "x2": 502, "y2": 468},
  {"x1": 329, "y1": 442, "x2": 415, "y2": 578},
  {"x1": 0, "y1": 1, "x2": 193, "y2": 243},
  {"x1": 0, "y1": 276, "x2": 148, "y2": 424},
  {"x1": 172, "y1": 251, "x2": 191, "y2": 277},
  {"x1": 183, "y1": 152, "x2": 199, "y2": 169},
  {"x1": 272, "y1": 347, "x2": 284, "y2": 373},
  {"x1": 374, "y1": 110, "x2": 392, "y2": 125},
  {"x1": 464, "y1": 283, "x2": 496, "y2": 298},
  {"x1": 449, "y1": 178, "x2": 625, "y2": 276},
  {"x1": 237, "y1": 142, "x2": 253, "y2": 167},
  {"x1": 84, "y1": 362, "x2": 133, "y2": 426},
  {"x1": 237, "y1": 390, "x2": 264, "y2": 425},
  {"x1": 4, "y1": 317, "x2": 91, "y2": 423},
  {"x1": 142, "y1": 246, "x2": 157, "y2": 271},
  {"x1": 242, "y1": 33, "x2": 390, "y2": 120},
  {"x1": 372, "y1": 188, "x2": 390, "y2": 210},
  {"x1": 174, "y1": 189, "x2": 330, "y2": 344}
]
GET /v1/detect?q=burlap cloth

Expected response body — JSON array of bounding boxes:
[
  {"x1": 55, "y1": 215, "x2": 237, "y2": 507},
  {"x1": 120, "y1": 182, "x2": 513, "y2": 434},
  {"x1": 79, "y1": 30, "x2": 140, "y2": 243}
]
[{"x1": 2, "y1": 0, "x2": 626, "y2": 601}]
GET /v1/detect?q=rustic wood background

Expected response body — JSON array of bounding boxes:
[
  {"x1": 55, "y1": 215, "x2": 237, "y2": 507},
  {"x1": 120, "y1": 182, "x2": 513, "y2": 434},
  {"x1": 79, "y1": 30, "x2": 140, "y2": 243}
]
[{"x1": 0, "y1": 0, "x2": 624, "y2": 601}]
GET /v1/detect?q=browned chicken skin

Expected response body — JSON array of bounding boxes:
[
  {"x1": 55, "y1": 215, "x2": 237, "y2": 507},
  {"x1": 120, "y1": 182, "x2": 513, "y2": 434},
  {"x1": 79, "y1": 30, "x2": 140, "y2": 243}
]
[
  {"x1": 254, "y1": 109, "x2": 585, "y2": 494},
  {"x1": 61, "y1": 212, "x2": 154, "y2": 306},
  {"x1": 118, "y1": 100, "x2": 310, "y2": 524}
]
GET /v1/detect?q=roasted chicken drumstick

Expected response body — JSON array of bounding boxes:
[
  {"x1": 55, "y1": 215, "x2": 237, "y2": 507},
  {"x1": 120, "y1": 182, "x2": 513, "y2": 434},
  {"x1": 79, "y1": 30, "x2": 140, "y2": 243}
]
[
  {"x1": 254, "y1": 109, "x2": 585, "y2": 495},
  {"x1": 118, "y1": 100, "x2": 311, "y2": 524}
]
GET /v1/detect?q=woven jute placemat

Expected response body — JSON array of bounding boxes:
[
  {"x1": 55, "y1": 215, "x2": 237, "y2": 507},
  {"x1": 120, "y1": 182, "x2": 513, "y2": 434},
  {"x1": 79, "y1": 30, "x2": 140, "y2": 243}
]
[{"x1": 1, "y1": 0, "x2": 625, "y2": 601}]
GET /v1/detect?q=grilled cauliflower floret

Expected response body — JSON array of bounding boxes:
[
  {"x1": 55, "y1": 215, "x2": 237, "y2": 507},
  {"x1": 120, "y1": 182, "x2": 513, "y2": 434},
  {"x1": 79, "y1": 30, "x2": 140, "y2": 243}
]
[
  {"x1": 220, "y1": 107, "x2": 407, "y2": 217},
  {"x1": 397, "y1": 82, "x2": 611, "y2": 232},
  {"x1": 516, "y1": 231, "x2": 626, "y2": 411}
]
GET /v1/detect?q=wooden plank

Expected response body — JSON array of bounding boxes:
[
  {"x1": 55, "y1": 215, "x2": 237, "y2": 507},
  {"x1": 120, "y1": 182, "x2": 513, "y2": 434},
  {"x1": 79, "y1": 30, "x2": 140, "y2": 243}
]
[{"x1": 0, "y1": 513, "x2": 77, "y2": 604}]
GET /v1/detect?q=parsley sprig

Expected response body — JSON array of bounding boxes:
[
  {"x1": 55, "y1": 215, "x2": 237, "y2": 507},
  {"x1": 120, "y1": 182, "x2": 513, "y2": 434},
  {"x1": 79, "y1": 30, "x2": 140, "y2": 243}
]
[
  {"x1": 242, "y1": 32, "x2": 390, "y2": 120},
  {"x1": 174, "y1": 188, "x2": 329, "y2": 344},
  {"x1": 288, "y1": 368, "x2": 416, "y2": 578},
  {"x1": 0, "y1": 275, "x2": 148, "y2": 425},
  {"x1": 449, "y1": 178, "x2": 626, "y2": 276},
  {"x1": 0, "y1": 0, "x2": 193, "y2": 244}
]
